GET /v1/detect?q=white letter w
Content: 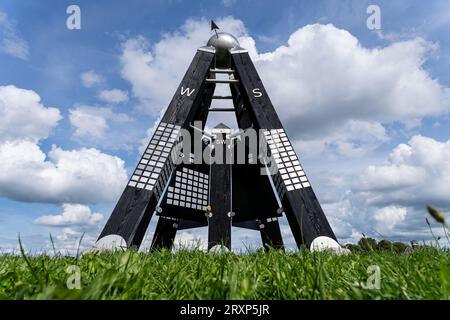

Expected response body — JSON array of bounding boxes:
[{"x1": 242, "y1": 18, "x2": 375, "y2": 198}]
[{"x1": 181, "y1": 87, "x2": 195, "y2": 97}]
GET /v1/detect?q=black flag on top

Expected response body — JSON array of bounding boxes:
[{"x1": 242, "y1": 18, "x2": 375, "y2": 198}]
[{"x1": 211, "y1": 20, "x2": 219, "y2": 31}]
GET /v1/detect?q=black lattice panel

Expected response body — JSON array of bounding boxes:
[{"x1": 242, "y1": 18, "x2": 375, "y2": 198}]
[
  {"x1": 262, "y1": 129, "x2": 310, "y2": 192},
  {"x1": 166, "y1": 167, "x2": 209, "y2": 211},
  {"x1": 128, "y1": 122, "x2": 181, "y2": 195}
]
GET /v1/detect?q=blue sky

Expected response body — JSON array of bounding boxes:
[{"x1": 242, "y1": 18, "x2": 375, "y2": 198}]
[{"x1": 0, "y1": 0, "x2": 449, "y2": 253}]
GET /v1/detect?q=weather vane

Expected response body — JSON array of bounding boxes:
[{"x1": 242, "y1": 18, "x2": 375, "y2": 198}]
[{"x1": 211, "y1": 20, "x2": 220, "y2": 37}]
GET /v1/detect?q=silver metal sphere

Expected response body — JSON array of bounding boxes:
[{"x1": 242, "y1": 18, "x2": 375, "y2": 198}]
[
  {"x1": 207, "y1": 32, "x2": 240, "y2": 51},
  {"x1": 207, "y1": 32, "x2": 240, "y2": 69}
]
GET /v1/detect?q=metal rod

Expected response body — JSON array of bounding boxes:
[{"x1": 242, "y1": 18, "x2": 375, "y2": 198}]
[
  {"x1": 189, "y1": 123, "x2": 213, "y2": 138},
  {"x1": 206, "y1": 79, "x2": 239, "y2": 83},
  {"x1": 209, "y1": 69, "x2": 235, "y2": 74},
  {"x1": 208, "y1": 108, "x2": 236, "y2": 112},
  {"x1": 212, "y1": 96, "x2": 233, "y2": 99}
]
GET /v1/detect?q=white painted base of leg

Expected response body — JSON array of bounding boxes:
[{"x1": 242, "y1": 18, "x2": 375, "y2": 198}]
[
  {"x1": 85, "y1": 234, "x2": 128, "y2": 253},
  {"x1": 310, "y1": 236, "x2": 350, "y2": 255},
  {"x1": 208, "y1": 245, "x2": 230, "y2": 254}
]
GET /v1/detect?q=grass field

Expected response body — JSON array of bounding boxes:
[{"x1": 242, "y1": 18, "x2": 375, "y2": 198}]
[{"x1": 0, "y1": 248, "x2": 449, "y2": 300}]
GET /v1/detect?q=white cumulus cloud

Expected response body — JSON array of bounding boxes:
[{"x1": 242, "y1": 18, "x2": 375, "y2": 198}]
[
  {"x1": 0, "y1": 140, "x2": 128, "y2": 204},
  {"x1": 0, "y1": 85, "x2": 61, "y2": 142},
  {"x1": 373, "y1": 206, "x2": 408, "y2": 234},
  {"x1": 354, "y1": 135, "x2": 450, "y2": 208},
  {"x1": 321, "y1": 135, "x2": 450, "y2": 242},
  {"x1": 254, "y1": 24, "x2": 450, "y2": 140},
  {"x1": 0, "y1": 84, "x2": 129, "y2": 205},
  {"x1": 98, "y1": 89, "x2": 129, "y2": 104},
  {"x1": 295, "y1": 120, "x2": 389, "y2": 158},
  {"x1": 69, "y1": 105, "x2": 131, "y2": 140},
  {"x1": 35, "y1": 203, "x2": 103, "y2": 227}
]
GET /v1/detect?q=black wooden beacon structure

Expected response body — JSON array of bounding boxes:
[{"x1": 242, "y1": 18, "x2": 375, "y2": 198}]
[{"x1": 95, "y1": 23, "x2": 340, "y2": 252}]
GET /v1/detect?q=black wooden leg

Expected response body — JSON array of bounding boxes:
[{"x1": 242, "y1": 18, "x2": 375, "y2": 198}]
[
  {"x1": 150, "y1": 217, "x2": 178, "y2": 251},
  {"x1": 260, "y1": 219, "x2": 285, "y2": 252},
  {"x1": 208, "y1": 128, "x2": 232, "y2": 250},
  {"x1": 208, "y1": 162, "x2": 232, "y2": 250}
]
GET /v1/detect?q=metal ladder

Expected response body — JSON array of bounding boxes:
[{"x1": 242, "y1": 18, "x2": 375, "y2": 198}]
[{"x1": 207, "y1": 68, "x2": 237, "y2": 112}]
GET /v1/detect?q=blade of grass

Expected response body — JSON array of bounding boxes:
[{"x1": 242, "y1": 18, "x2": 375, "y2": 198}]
[{"x1": 18, "y1": 234, "x2": 41, "y2": 285}]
